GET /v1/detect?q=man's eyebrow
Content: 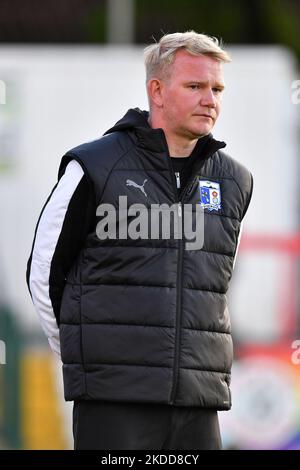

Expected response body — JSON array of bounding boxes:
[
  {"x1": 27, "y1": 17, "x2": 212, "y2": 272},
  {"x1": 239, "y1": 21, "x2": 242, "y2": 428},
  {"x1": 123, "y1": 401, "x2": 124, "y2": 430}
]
[
  {"x1": 186, "y1": 80, "x2": 226, "y2": 90},
  {"x1": 214, "y1": 83, "x2": 225, "y2": 90}
]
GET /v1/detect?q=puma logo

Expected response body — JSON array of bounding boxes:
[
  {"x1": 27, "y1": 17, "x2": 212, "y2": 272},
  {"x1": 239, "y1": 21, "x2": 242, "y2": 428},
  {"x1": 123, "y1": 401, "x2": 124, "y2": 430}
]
[{"x1": 126, "y1": 178, "x2": 148, "y2": 197}]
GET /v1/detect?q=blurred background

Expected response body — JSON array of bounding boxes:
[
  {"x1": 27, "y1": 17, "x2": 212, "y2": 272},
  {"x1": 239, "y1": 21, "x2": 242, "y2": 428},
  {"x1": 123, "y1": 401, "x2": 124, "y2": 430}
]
[{"x1": 0, "y1": 0, "x2": 299, "y2": 450}]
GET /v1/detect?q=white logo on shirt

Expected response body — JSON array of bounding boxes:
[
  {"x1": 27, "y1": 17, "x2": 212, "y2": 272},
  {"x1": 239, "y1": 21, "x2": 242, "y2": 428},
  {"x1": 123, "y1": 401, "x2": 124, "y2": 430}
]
[{"x1": 126, "y1": 179, "x2": 148, "y2": 197}]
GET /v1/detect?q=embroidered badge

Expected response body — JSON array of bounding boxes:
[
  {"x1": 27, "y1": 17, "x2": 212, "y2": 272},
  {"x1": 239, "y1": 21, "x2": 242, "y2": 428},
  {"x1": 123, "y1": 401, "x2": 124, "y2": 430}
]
[{"x1": 199, "y1": 180, "x2": 222, "y2": 211}]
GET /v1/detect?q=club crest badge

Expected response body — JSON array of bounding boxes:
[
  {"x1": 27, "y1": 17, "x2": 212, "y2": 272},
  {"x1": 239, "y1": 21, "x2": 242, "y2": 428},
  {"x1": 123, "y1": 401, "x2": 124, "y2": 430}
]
[{"x1": 199, "y1": 180, "x2": 222, "y2": 211}]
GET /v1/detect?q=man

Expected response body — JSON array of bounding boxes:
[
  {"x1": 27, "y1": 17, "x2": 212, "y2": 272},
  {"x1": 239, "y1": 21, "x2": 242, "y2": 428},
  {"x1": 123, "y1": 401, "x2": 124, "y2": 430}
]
[{"x1": 26, "y1": 31, "x2": 253, "y2": 450}]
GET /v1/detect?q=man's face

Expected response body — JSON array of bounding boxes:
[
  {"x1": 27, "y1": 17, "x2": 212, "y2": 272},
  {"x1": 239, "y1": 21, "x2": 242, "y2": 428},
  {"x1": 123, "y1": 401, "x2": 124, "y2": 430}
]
[{"x1": 159, "y1": 50, "x2": 225, "y2": 138}]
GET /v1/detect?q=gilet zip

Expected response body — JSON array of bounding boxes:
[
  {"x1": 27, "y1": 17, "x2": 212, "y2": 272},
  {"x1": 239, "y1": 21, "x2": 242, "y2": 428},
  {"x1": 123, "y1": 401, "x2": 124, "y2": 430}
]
[{"x1": 159, "y1": 133, "x2": 225, "y2": 405}]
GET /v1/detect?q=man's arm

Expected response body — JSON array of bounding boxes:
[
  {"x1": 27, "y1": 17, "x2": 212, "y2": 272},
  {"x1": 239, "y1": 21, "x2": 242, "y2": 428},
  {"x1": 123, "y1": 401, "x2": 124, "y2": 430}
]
[
  {"x1": 232, "y1": 172, "x2": 254, "y2": 269},
  {"x1": 26, "y1": 159, "x2": 95, "y2": 359}
]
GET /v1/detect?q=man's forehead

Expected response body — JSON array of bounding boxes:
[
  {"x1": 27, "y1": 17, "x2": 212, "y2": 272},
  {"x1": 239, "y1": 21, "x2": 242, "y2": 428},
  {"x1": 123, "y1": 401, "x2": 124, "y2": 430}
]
[
  {"x1": 173, "y1": 50, "x2": 222, "y2": 69},
  {"x1": 171, "y1": 50, "x2": 224, "y2": 82}
]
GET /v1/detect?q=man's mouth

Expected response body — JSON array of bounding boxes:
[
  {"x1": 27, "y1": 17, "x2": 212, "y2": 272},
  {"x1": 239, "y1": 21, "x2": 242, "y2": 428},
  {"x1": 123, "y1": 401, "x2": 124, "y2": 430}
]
[{"x1": 194, "y1": 114, "x2": 214, "y2": 120}]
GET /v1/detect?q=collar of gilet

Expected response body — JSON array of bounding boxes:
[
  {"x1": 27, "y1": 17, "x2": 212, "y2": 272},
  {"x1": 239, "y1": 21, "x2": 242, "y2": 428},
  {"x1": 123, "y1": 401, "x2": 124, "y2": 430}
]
[{"x1": 104, "y1": 107, "x2": 227, "y2": 172}]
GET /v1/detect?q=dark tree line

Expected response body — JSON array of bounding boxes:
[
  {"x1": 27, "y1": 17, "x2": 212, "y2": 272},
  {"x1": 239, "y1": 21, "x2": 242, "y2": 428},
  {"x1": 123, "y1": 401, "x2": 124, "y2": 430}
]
[{"x1": 0, "y1": 0, "x2": 299, "y2": 61}]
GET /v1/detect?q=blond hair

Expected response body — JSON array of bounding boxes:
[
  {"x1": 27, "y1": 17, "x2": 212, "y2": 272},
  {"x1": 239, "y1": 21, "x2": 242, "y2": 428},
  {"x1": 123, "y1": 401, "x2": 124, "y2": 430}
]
[{"x1": 144, "y1": 30, "x2": 231, "y2": 82}]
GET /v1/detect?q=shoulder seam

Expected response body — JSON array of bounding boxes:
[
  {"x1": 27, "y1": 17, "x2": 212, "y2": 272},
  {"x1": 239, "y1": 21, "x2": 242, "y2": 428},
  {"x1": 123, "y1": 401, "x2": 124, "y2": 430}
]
[
  {"x1": 97, "y1": 142, "x2": 137, "y2": 204},
  {"x1": 63, "y1": 153, "x2": 97, "y2": 210},
  {"x1": 65, "y1": 135, "x2": 136, "y2": 206}
]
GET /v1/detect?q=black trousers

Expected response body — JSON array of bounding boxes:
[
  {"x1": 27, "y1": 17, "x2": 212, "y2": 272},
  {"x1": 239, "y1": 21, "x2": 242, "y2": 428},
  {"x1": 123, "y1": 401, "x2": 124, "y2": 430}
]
[{"x1": 73, "y1": 400, "x2": 222, "y2": 450}]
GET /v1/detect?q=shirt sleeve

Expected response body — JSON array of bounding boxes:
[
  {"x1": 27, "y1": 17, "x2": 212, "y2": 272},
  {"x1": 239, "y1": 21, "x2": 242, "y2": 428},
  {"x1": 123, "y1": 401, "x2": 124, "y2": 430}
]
[
  {"x1": 26, "y1": 159, "x2": 95, "y2": 360},
  {"x1": 232, "y1": 173, "x2": 254, "y2": 270}
]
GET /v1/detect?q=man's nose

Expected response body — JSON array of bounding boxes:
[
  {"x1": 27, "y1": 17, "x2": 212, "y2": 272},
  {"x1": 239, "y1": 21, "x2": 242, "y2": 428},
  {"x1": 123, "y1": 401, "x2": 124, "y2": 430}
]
[{"x1": 200, "y1": 88, "x2": 216, "y2": 108}]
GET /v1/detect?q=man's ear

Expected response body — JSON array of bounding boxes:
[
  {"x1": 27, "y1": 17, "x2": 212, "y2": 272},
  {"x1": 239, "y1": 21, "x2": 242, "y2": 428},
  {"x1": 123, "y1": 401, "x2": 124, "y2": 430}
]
[{"x1": 147, "y1": 78, "x2": 164, "y2": 108}]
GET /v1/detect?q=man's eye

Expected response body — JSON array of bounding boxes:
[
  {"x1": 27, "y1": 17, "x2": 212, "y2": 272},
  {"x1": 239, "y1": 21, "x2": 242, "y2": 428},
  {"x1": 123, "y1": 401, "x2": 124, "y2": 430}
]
[
  {"x1": 189, "y1": 85, "x2": 199, "y2": 90},
  {"x1": 213, "y1": 88, "x2": 223, "y2": 94}
]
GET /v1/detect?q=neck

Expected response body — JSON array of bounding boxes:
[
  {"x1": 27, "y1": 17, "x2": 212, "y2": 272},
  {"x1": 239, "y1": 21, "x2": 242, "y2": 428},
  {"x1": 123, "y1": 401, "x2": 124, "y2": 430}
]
[
  {"x1": 164, "y1": 134, "x2": 198, "y2": 157},
  {"x1": 148, "y1": 114, "x2": 199, "y2": 157}
]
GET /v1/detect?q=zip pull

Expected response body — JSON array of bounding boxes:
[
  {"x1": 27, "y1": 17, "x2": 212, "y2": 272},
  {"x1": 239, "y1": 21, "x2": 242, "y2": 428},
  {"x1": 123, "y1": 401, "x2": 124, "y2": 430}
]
[
  {"x1": 178, "y1": 201, "x2": 182, "y2": 218},
  {"x1": 175, "y1": 172, "x2": 181, "y2": 189},
  {"x1": 186, "y1": 176, "x2": 198, "y2": 196}
]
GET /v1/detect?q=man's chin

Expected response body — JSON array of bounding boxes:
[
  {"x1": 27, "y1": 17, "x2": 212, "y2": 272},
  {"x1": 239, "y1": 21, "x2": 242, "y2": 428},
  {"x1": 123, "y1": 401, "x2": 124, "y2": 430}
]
[{"x1": 189, "y1": 126, "x2": 212, "y2": 138}]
